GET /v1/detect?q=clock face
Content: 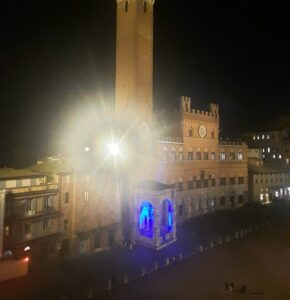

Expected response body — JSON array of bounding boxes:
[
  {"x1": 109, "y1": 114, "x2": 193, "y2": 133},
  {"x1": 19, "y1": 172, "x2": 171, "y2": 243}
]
[{"x1": 198, "y1": 125, "x2": 207, "y2": 138}]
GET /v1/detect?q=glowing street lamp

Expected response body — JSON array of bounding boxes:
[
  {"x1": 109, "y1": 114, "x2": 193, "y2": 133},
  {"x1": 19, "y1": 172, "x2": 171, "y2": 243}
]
[
  {"x1": 84, "y1": 146, "x2": 90, "y2": 153},
  {"x1": 108, "y1": 143, "x2": 120, "y2": 156}
]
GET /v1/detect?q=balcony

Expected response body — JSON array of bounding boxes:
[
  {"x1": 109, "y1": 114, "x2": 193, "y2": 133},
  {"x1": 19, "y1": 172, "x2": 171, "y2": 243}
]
[
  {"x1": 6, "y1": 184, "x2": 59, "y2": 198},
  {"x1": 12, "y1": 223, "x2": 59, "y2": 245},
  {"x1": 5, "y1": 207, "x2": 59, "y2": 222}
]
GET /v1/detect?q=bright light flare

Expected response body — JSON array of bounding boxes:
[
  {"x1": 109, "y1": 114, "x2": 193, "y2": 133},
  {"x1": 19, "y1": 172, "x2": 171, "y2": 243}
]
[
  {"x1": 108, "y1": 143, "x2": 120, "y2": 156},
  {"x1": 24, "y1": 257, "x2": 29, "y2": 263},
  {"x1": 84, "y1": 146, "x2": 90, "y2": 153}
]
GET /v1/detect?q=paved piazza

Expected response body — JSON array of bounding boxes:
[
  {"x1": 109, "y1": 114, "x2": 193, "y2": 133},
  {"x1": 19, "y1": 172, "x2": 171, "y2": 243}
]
[{"x1": 100, "y1": 218, "x2": 290, "y2": 300}]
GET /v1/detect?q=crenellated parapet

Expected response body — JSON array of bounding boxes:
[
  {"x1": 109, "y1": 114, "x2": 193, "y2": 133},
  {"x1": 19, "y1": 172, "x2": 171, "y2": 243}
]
[{"x1": 180, "y1": 96, "x2": 219, "y2": 119}]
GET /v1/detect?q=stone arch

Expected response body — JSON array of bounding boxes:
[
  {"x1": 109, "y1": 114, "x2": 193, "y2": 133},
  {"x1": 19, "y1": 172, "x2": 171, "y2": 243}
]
[
  {"x1": 161, "y1": 199, "x2": 173, "y2": 234},
  {"x1": 139, "y1": 201, "x2": 154, "y2": 238}
]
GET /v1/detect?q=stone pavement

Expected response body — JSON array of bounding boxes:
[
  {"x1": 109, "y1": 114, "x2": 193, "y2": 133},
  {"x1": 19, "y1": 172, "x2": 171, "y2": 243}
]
[
  {"x1": 0, "y1": 204, "x2": 279, "y2": 300},
  {"x1": 99, "y1": 217, "x2": 290, "y2": 300}
]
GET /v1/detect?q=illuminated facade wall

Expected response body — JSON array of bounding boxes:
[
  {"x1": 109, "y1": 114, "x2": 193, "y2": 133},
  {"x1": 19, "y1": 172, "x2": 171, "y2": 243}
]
[{"x1": 155, "y1": 96, "x2": 248, "y2": 224}]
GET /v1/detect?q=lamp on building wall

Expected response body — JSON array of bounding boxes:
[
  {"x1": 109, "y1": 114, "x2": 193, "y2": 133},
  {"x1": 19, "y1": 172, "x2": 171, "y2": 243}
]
[{"x1": 108, "y1": 143, "x2": 120, "y2": 156}]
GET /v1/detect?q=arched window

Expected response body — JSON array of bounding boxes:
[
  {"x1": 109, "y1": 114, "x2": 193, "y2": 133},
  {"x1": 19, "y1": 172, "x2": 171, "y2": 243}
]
[
  {"x1": 189, "y1": 127, "x2": 193, "y2": 137},
  {"x1": 139, "y1": 201, "x2": 154, "y2": 238},
  {"x1": 188, "y1": 151, "x2": 193, "y2": 160},
  {"x1": 196, "y1": 152, "x2": 202, "y2": 160},
  {"x1": 161, "y1": 199, "x2": 173, "y2": 233}
]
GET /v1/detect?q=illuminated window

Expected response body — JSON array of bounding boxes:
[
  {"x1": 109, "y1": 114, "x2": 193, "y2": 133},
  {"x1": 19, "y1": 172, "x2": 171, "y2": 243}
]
[
  {"x1": 65, "y1": 175, "x2": 70, "y2": 184},
  {"x1": 273, "y1": 154, "x2": 276, "y2": 159},
  {"x1": 262, "y1": 154, "x2": 265, "y2": 159},
  {"x1": 257, "y1": 136, "x2": 260, "y2": 140},
  {"x1": 267, "y1": 135, "x2": 270, "y2": 139},
  {"x1": 260, "y1": 194, "x2": 264, "y2": 201},
  {"x1": 238, "y1": 152, "x2": 244, "y2": 160},
  {"x1": 262, "y1": 148, "x2": 265, "y2": 153},
  {"x1": 84, "y1": 191, "x2": 89, "y2": 202},
  {"x1": 139, "y1": 202, "x2": 154, "y2": 238},
  {"x1": 4, "y1": 226, "x2": 10, "y2": 237},
  {"x1": 262, "y1": 135, "x2": 265, "y2": 139},
  {"x1": 253, "y1": 136, "x2": 256, "y2": 140},
  {"x1": 220, "y1": 152, "x2": 226, "y2": 160},
  {"x1": 268, "y1": 147, "x2": 270, "y2": 153},
  {"x1": 211, "y1": 152, "x2": 215, "y2": 160},
  {"x1": 279, "y1": 155, "x2": 282, "y2": 159}
]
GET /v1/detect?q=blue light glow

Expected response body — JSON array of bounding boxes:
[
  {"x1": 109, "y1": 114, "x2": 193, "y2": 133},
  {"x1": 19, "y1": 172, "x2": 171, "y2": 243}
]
[
  {"x1": 139, "y1": 201, "x2": 154, "y2": 238},
  {"x1": 162, "y1": 199, "x2": 173, "y2": 233}
]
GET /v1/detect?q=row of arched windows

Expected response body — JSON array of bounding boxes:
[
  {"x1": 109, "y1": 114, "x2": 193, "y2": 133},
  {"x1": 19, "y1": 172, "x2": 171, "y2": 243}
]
[{"x1": 161, "y1": 151, "x2": 244, "y2": 161}]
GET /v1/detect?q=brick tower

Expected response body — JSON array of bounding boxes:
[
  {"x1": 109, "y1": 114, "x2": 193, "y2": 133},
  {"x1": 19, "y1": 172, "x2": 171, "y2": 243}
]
[{"x1": 115, "y1": 0, "x2": 154, "y2": 133}]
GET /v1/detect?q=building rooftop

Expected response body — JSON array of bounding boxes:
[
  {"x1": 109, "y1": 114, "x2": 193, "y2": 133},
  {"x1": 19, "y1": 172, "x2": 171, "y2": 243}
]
[
  {"x1": 29, "y1": 159, "x2": 74, "y2": 174},
  {"x1": 249, "y1": 165, "x2": 289, "y2": 175},
  {"x1": 0, "y1": 168, "x2": 42, "y2": 181},
  {"x1": 136, "y1": 181, "x2": 173, "y2": 191}
]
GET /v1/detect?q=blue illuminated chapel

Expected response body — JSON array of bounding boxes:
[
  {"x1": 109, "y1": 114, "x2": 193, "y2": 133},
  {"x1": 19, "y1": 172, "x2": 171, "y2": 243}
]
[{"x1": 132, "y1": 181, "x2": 177, "y2": 250}]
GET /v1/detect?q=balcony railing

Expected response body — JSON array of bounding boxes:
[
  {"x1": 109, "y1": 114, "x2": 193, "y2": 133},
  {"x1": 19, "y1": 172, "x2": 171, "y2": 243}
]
[
  {"x1": 7, "y1": 184, "x2": 59, "y2": 196},
  {"x1": 5, "y1": 207, "x2": 59, "y2": 222}
]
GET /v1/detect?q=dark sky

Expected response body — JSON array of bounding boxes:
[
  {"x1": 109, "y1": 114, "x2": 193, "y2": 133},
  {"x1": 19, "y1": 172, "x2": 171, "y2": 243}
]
[{"x1": 0, "y1": 0, "x2": 289, "y2": 164}]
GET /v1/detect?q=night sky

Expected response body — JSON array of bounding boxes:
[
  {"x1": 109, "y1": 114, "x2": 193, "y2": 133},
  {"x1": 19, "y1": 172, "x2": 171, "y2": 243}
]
[{"x1": 0, "y1": 0, "x2": 289, "y2": 165}]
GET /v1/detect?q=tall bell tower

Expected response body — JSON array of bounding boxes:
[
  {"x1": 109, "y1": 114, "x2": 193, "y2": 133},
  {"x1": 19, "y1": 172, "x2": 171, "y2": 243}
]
[{"x1": 115, "y1": 0, "x2": 154, "y2": 131}]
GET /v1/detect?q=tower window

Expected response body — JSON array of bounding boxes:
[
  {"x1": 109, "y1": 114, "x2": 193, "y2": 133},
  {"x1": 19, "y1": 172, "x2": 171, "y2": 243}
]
[
  {"x1": 125, "y1": 1, "x2": 128, "y2": 12},
  {"x1": 144, "y1": 1, "x2": 147, "y2": 13}
]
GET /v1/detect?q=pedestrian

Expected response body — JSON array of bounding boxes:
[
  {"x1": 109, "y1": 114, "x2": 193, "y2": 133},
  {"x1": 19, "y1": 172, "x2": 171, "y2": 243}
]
[
  {"x1": 225, "y1": 281, "x2": 229, "y2": 291},
  {"x1": 241, "y1": 284, "x2": 246, "y2": 294}
]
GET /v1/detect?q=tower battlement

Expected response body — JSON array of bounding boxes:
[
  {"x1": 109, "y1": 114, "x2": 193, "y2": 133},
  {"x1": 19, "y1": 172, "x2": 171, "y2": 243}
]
[{"x1": 180, "y1": 96, "x2": 219, "y2": 119}]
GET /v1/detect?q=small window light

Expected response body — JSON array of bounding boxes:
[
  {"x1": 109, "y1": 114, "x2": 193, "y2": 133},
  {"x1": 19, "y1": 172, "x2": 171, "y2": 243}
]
[
  {"x1": 262, "y1": 148, "x2": 265, "y2": 153},
  {"x1": 253, "y1": 136, "x2": 256, "y2": 140},
  {"x1": 257, "y1": 136, "x2": 260, "y2": 140},
  {"x1": 267, "y1": 135, "x2": 270, "y2": 139},
  {"x1": 273, "y1": 154, "x2": 276, "y2": 159},
  {"x1": 279, "y1": 155, "x2": 282, "y2": 159},
  {"x1": 262, "y1": 135, "x2": 265, "y2": 139},
  {"x1": 268, "y1": 147, "x2": 270, "y2": 153}
]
